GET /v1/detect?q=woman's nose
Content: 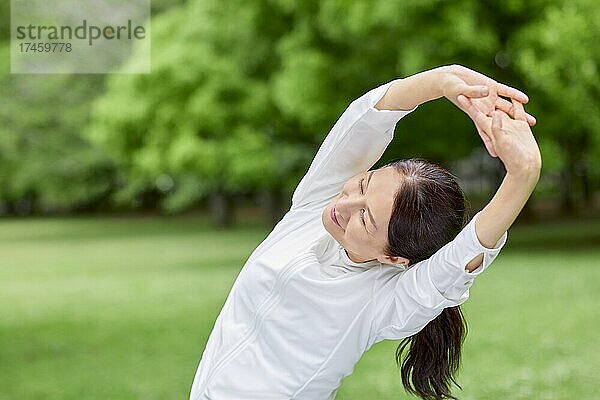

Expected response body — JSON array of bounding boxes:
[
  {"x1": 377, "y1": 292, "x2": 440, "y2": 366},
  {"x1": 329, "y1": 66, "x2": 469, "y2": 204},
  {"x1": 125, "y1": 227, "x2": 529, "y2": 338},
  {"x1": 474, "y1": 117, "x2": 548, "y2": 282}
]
[{"x1": 337, "y1": 194, "x2": 362, "y2": 221}]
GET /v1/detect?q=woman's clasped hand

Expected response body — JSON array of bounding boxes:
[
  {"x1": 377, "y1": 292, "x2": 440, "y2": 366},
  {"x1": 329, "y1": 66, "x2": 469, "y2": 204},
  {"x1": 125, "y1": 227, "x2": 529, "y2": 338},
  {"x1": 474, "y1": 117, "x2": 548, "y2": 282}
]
[{"x1": 439, "y1": 65, "x2": 541, "y2": 176}]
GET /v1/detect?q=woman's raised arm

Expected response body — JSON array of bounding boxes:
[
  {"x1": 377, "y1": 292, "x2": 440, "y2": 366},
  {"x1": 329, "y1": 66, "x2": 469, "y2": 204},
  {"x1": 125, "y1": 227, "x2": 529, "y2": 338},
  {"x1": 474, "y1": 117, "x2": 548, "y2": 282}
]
[
  {"x1": 289, "y1": 80, "x2": 416, "y2": 212},
  {"x1": 375, "y1": 65, "x2": 486, "y2": 111},
  {"x1": 458, "y1": 96, "x2": 542, "y2": 270},
  {"x1": 377, "y1": 65, "x2": 541, "y2": 272},
  {"x1": 291, "y1": 65, "x2": 537, "y2": 216},
  {"x1": 289, "y1": 68, "x2": 462, "y2": 213},
  {"x1": 376, "y1": 65, "x2": 537, "y2": 158}
]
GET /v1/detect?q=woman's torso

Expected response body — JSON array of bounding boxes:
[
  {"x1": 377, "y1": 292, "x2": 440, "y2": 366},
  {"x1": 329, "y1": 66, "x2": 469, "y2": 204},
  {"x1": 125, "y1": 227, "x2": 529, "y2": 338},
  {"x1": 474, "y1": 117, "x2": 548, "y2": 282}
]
[{"x1": 189, "y1": 208, "x2": 400, "y2": 400}]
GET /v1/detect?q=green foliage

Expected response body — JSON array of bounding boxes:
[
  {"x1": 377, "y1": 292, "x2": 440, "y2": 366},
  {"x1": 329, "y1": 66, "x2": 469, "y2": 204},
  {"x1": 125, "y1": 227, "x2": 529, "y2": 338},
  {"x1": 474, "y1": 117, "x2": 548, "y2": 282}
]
[
  {"x1": 0, "y1": 0, "x2": 194, "y2": 214},
  {"x1": 0, "y1": 1, "x2": 9, "y2": 42},
  {"x1": 1, "y1": 0, "x2": 598, "y2": 213},
  {"x1": 88, "y1": 0, "x2": 509, "y2": 211},
  {"x1": 87, "y1": 0, "x2": 313, "y2": 211},
  {"x1": 512, "y1": 0, "x2": 600, "y2": 177},
  {"x1": 0, "y1": 44, "x2": 115, "y2": 213}
]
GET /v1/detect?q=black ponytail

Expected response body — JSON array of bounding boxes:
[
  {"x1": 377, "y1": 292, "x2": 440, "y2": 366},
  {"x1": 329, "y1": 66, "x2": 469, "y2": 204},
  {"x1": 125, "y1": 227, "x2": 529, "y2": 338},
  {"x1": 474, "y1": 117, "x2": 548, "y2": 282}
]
[
  {"x1": 382, "y1": 158, "x2": 470, "y2": 400},
  {"x1": 396, "y1": 306, "x2": 467, "y2": 399}
]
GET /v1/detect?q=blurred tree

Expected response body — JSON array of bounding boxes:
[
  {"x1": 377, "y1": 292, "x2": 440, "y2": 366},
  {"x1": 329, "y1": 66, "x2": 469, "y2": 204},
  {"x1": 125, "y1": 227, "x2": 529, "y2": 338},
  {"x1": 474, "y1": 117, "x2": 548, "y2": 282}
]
[
  {"x1": 0, "y1": 0, "x2": 598, "y2": 219},
  {"x1": 512, "y1": 0, "x2": 600, "y2": 214},
  {"x1": 0, "y1": 45, "x2": 116, "y2": 215},
  {"x1": 87, "y1": 0, "x2": 313, "y2": 227},
  {"x1": 152, "y1": 0, "x2": 187, "y2": 14},
  {"x1": 0, "y1": 2, "x2": 9, "y2": 42},
  {"x1": 0, "y1": 0, "x2": 194, "y2": 215},
  {"x1": 271, "y1": 0, "x2": 598, "y2": 216},
  {"x1": 87, "y1": 0, "x2": 499, "y2": 226}
]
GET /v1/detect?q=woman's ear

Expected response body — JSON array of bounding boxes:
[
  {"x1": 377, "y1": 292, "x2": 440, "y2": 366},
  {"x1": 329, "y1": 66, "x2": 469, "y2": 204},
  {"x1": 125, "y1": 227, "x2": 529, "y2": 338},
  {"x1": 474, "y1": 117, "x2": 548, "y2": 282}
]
[{"x1": 379, "y1": 255, "x2": 410, "y2": 267}]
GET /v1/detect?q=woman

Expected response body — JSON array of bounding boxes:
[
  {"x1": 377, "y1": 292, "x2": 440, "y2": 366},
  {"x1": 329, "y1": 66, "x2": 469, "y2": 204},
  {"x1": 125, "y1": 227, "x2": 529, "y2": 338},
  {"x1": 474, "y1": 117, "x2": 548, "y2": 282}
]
[{"x1": 189, "y1": 65, "x2": 541, "y2": 400}]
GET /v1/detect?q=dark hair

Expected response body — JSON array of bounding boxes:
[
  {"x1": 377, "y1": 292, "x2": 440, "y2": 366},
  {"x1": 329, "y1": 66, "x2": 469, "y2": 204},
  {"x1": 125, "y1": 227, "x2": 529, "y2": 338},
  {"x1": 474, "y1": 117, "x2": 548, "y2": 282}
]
[{"x1": 381, "y1": 158, "x2": 470, "y2": 400}]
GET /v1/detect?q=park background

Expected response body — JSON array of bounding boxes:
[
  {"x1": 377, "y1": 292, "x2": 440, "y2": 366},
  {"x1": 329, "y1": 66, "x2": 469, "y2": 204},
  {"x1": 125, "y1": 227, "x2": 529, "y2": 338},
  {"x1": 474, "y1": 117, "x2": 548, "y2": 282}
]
[{"x1": 1, "y1": 0, "x2": 599, "y2": 399}]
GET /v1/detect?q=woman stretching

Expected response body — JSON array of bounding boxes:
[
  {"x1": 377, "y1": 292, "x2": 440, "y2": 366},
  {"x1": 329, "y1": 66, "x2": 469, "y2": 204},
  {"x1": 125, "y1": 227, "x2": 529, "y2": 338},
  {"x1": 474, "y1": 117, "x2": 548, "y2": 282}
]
[{"x1": 189, "y1": 65, "x2": 541, "y2": 400}]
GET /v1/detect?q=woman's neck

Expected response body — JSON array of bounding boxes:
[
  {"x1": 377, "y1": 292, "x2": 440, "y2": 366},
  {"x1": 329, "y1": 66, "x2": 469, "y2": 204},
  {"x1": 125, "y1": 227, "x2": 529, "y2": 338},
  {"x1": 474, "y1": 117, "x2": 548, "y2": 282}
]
[{"x1": 345, "y1": 248, "x2": 374, "y2": 264}]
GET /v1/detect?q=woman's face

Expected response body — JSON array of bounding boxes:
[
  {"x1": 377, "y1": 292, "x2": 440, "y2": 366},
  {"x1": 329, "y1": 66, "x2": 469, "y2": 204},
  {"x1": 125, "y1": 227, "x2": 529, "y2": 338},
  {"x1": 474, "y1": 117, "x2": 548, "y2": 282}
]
[{"x1": 321, "y1": 166, "x2": 410, "y2": 266}]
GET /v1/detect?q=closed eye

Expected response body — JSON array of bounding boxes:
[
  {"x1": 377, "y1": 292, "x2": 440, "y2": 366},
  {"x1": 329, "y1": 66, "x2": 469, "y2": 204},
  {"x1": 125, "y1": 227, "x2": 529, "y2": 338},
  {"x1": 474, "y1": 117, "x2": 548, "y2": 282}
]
[{"x1": 359, "y1": 178, "x2": 366, "y2": 226}]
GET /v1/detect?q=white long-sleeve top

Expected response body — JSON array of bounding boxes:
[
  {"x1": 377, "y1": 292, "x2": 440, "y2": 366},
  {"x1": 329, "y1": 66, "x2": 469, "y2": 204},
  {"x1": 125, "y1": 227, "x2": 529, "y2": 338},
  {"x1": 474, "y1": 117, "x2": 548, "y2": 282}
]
[{"x1": 189, "y1": 79, "x2": 508, "y2": 400}]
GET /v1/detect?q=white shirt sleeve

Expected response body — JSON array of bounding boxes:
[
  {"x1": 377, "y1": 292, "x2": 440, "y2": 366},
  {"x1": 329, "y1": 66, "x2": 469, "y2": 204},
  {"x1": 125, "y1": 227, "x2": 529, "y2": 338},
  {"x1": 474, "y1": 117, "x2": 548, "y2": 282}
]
[
  {"x1": 375, "y1": 211, "x2": 508, "y2": 341},
  {"x1": 290, "y1": 79, "x2": 417, "y2": 212}
]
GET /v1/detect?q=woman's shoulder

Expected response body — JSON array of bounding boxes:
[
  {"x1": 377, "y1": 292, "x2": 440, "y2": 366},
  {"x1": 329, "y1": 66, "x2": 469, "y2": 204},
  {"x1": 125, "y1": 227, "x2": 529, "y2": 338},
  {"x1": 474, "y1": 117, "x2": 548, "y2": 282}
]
[
  {"x1": 268, "y1": 207, "x2": 327, "y2": 244},
  {"x1": 247, "y1": 209, "x2": 328, "y2": 267}
]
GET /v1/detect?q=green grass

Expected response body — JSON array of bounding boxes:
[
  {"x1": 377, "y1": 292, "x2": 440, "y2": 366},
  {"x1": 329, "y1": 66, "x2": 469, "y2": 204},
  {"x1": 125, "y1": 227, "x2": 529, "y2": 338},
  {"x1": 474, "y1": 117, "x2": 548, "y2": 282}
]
[{"x1": 0, "y1": 215, "x2": 598, "y2": 399}]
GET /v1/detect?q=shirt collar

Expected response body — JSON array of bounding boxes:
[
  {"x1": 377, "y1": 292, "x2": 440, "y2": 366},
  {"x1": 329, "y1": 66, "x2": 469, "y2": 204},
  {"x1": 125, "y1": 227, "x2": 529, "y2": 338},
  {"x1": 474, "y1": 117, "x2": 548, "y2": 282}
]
[
  {"x1": 338, "y1": 243, "x2": 407, "y2": 271},
  {"x1": 338, "y1": 245, "x2": 381, "y2": 268}
]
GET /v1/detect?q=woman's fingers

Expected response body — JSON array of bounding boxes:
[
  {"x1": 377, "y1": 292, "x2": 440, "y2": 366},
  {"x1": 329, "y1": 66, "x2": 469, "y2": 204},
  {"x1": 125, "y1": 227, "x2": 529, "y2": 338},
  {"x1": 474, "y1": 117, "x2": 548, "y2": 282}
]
[
  {"x1": 476, "y1": 125, "x2": 498, "y2": 157},
  {"x1": 497, "y1": 82, "x2": 529, "y2": 104},
  {"x1": 495, "y1": 97, "x2": 537, "y2": 126},
  {"x1": 459, "y1": 95, "x2": 499, "y2": 157},
  {"x1": 459, "y1": 84, "x2": 490, "y2": 98},
  {"x1": 453, "y1": 65, "x2": 529, "y2": 103},
  {"x1": 511, "y1": 98, "x2": 528, "y2": 121},
  {"x1": 492, "y1": 110, "x2": 503, "y2": 133},
  {"x1": 495, "y1": 97, "x2": 515, "y2": 117},
  {"x1": 457, "y1": 95, "x2": 489, "y2": 128}
]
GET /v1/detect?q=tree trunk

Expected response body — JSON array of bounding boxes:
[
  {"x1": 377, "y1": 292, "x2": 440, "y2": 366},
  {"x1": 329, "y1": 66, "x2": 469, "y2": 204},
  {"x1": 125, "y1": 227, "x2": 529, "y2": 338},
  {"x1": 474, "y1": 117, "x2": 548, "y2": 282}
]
[
  {"x1": 559, "y1": 138, "x2": 578, "y2": 216},
  {"x1": 259, "y1": 188, "x2": 287, "y2": 229},
  {"x1": 580, "y1": 161, "x2": 592, "y2": 208},
  {"x1": 559, "y1": 160, "x2": 576, "y2": 216},
  {"x1": 558, "y1": 132, "x2": 597, "y2": 216},
  {"x1": 209, "y1": 191, "x2": 234, "y2": 228},
  {"x1": 577, "y1": 133, "x2": 593, "y2": 209}
]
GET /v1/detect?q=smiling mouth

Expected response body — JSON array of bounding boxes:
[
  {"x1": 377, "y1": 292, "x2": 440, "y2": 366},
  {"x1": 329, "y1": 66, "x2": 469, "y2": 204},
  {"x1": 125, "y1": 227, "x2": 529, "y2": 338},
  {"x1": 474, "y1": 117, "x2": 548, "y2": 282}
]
[{"x1": 331, "y1": 206, "x2": 341, "y2": 228}]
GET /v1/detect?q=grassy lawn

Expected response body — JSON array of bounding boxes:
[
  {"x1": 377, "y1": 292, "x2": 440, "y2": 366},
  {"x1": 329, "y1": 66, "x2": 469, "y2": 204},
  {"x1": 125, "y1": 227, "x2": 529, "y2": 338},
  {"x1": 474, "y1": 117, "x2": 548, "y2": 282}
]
[{"x1": 0, "y1": 214, "x2": 598, "y2": 399}]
